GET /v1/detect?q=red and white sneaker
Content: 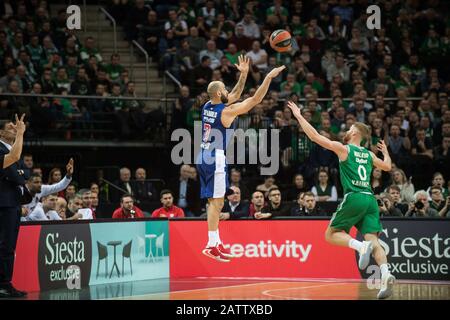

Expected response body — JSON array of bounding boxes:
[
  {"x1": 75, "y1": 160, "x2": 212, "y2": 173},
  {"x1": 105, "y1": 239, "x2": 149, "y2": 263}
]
[
  {"x1": 202, "y1": 246, "x2": 230, "y2": 262},
  {"x1": 217, "y1": 243, "x2": 234, "y2": 258}
]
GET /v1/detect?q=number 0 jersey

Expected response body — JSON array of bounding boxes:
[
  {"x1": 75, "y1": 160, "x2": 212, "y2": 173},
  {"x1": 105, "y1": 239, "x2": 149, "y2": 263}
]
[{"x1": 339, "y1": 144, "x2": 373, "y2": 194}]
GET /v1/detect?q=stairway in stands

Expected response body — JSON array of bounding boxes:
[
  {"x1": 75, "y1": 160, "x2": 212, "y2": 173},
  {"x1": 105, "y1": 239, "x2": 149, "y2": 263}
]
[{"x1": 51, "y1": 3, "x2": 173, "y2": 108}]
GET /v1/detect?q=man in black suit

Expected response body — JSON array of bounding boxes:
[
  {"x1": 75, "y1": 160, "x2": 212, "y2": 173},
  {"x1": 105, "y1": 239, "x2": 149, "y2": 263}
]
[
  {"x1": 170, "y1": 165, "x2": 201, "y2": 217},
  {"x1": 131, "y1": 167, "x2": 157, "y2": 205},
  {"x1": 220, "y1": 186, "x2": 249, "y2": 220},
  {"x1": 0, "y1": 115, "x2": 29, "y2": 298},
  {"x1": 110, "y1": 167, "x2": 134, "y2": 204}
]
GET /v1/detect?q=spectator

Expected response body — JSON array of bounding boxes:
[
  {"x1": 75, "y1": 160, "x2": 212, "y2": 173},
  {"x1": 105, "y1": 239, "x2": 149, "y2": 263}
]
[
  {"x1": 371, "y1": 167, "x2": 387, "y2": 195},
  {"x1": 285, "y1": 174, "x2": 309, "y2": 202},
  {"x1": 65, "y1": 195, "x2": 84, "y2": 220},
  {"x1": 311, "y1": 169, "x2": 338, "y2": 202},
  {"x1": 386, "y1": 185, "x2": 409, "y2": 215},
  {"x1": 428, "y1": 186, "x2": 446, "y2": 212},
  {"x1": 90, "y1": 191, "x2": 99, "y2": 218},
  {"x1": 258, "y1": 187, "x2": 291, "y2": 218},
  {"x1": 192, "y1": 56, "x2": 212, "y2": 94},
  {"x1": 170, "y1": 165, "x2": 200, "y2": 217},
  {"x1": 245, "y1": 41, "x2": 268, "y2": 72},
  {"x1": 248, "y1": 190, "x2": 266, "y2": 217},
  {"x1": 26, "y1": 194, "x2": 61, "y2": 221},
  {"x1": 220, "y1": 186, "x2": 249, "y2": 220},
  {"x1": 229, "y1": 24, "x2": 253, "y2": 52},
  {"x1": 111, "y1": 167, "x2": 133, "y2": 203},
  {"x1": 23, "y1": 159, "x2": 74, "y2": 213},
  {"x1": 387, "y1": 124, "x2": 411, "y2": 165},
  {"x1": 377, "y1": 193, "x2": 403, "y2": 217},
  {"x1": 326, "y1": 53, "x2": 350, "y2": 83},
  {"x1": 391, "y1": 168, "x2": 415, "y2": 203},
  {"x1": 256, "y1": 176, "x2": 278, "y2": 197},
  {"x1": 56, "y1": 197, "x2": 67, "y2": 220},
  {"x1": 164, "y1": 9, "x2": 188, "y2": 40},
  {"x1": 438, "y1": 196, "x2": 450, "y2": 218},
  {"x1": 291, "y1": 191, "x2": 325, "y2": 216},
  {"x1": 229, "y1": 168, "x2": 250, "y2": 200},
  {"x1": 186, "y1": 26, "x2": 207, "y2": 54},
  {"x1": 140, "y1": 10, "x2": 162, "y2": 61},
  {"x1": 152, "y1": 190, "x2": 185, "y2": 218},
  {"x1": 131, "y1": 167, "x2": 157, "y2": 203},
  {"x1": 123, "y1": 0, "x2": 149, "y2": 42},
  {"x1": 433, "y1": 136, "x2": 450, "y2": 179},
  {"x1": 65, "y1": 183, "x2": 77, "y2": 200},
  {"x1": 426, "y1": 172, "x2": 449, "y2": 199},
  {"x1": 199, "y1": 40, "x2": 223, "y2": 70},
  {"x1": 172, "y1": 85, "x2": 193, "y2": 130},
  {"x1": 235, "y1": 12, "x2": 260, "y2": 39},
  {"x1": 79, "y1": 37, "x2": 102, "y2": 63},
  {"x1": 77, "y1": 189, "x2": 94, "y2": 219},
  {"x1": 105, "y1": 54, "x2": 124, "y2": 83},
  {"x1": 112, "y1": 194, "x2": 145, "y2": 219},
  {"x1": 199, "y1": 0, "x2": 217, "y2": 27},
  {"x1": 405, "y1": 190, "x2": 439, "y2": 217}
]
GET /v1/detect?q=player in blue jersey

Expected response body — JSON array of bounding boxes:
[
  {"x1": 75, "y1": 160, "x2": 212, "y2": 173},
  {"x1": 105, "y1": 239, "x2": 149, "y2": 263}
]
[{"x1": 197, "y1": 55, "x2": 286, "y2": 262}]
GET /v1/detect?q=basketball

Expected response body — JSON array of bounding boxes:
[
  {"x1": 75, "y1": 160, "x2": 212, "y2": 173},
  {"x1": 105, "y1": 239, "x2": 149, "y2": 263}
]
[{"x1": 269, "y1": 29, "x2": 292, "y2": 52}]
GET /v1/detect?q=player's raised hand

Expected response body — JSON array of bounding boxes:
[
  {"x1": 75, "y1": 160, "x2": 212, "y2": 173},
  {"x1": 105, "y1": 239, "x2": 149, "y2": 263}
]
[
  {"x1": 234, "y1": 55, "x2": 250, "y2": 74},
  {"x1": 377, "y1": 140, "x2": 388, "y2": 154},
  {"x1": 11, "y1": 114, "x2": 26, "y2": 135},
  {"x1": 267, "y1": 65, "x2": 286, "y2": 79},
  {"x1": 66, "y1": 158, "x2": 74, "y2": 177},
  {"x1": 287, "y1": 101, "x2": 302, "y2": 119}
]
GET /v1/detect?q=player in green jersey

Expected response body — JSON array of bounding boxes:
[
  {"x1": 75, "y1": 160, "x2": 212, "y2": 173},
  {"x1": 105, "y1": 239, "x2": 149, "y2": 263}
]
[{"x1": 287, "y1": 101, "x2": 395, "y2": 299}]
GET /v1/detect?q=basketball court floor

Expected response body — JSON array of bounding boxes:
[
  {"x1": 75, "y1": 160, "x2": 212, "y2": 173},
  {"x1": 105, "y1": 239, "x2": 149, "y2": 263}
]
[{"x1": 22, "y1": 278, "x2": 450, "y2": 300}]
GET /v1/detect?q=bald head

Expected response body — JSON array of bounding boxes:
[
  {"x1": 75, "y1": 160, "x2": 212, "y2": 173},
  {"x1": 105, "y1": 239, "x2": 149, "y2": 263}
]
[{"x1": 207, "y1": 81, "x2": 229, "y2": 104}]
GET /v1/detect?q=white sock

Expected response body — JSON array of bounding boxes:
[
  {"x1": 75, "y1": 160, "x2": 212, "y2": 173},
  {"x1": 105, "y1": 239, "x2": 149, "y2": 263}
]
[
  {"x1": 380, "y1": 264, "x2": 390, "y2": 277},
  {"x1": 348, "y1": 239, "x2": 363, "y2": 252},
  {"x1": 216, "y1": 229, "x2": 222, "y2": 245},
  {"x1": 207, "y1": 231, "x2": 219, "y2": 247}
]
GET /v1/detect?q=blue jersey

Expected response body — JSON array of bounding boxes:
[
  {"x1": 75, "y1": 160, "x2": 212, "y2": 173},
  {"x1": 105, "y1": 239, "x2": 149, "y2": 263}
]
[
  {"x1": 200, "y1": 101, "x2": 235, "y2": 156},
  {"x1": 196, "y1": 101, "x2": 235, "y2": 199}
]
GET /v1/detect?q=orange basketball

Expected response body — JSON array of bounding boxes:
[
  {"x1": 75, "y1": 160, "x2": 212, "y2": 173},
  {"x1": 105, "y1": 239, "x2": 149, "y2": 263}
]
[{"x1": 269, "y1": 29, "x2": 292, "y2": 52}]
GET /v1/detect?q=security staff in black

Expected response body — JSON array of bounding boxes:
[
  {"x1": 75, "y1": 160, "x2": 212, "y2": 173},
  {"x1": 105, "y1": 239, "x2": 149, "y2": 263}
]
[{"x1": 0, "y1": 115, "x2": 28, "y2": 298}]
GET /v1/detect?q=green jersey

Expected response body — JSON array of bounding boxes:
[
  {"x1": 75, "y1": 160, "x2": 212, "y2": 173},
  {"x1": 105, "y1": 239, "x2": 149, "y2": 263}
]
[{"x1": 339, "y1": 144, "x2": 373, "y2": 194}]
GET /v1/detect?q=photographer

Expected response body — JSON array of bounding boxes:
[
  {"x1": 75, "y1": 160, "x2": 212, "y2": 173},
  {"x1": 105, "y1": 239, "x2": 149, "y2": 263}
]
[
  {"x1": 438, "y1": 196, "x2": 450, "y2": 218},
  {"x1": 386, "y1": 185, "x2": 409, "y2": 215},
  {"x1": 377, "y1": 193, "x2": 403, "y2": 217},
  {"x1": 405, "y1": 190, "x2": 439, "y2": 217}
]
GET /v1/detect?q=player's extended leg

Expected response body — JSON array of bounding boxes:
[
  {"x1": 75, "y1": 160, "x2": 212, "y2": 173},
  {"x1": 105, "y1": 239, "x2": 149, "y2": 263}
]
[
  {"x1": 207, "y1": 197, "x2": 223, "y2": 238},
  {"x1": 202, "y1": 197, "x2": 231, "y2": 262},
  {"x1": 364, "y1": 233, "x2": 395, "y2": 299},
  {"x1": 325, "y1": 226, "x2": 374, "y2": 270}
]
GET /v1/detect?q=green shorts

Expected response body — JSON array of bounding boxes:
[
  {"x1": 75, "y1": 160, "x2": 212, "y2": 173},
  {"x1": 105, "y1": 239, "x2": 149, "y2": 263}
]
[{"x1": 329, "y1": 192, "x2": 383, "y2": 235}]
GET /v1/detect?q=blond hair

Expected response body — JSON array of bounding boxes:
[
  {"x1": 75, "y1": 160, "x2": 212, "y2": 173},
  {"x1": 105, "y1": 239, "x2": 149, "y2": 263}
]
[{"x1": 353, "y1": 122, "x2": 370, "y2": 142}]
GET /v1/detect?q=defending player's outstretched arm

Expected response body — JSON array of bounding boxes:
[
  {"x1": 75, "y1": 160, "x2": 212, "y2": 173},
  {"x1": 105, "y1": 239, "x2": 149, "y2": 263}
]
[
  {"x1": 226, "y1": 55, "x2": 250, "y2": 105},
  {"x1": 287, "y1": 101, "x2": 348, "y2": 161},
  {"x1": 370, "y1": 140, "x2": 392, "y2": 172},
  {"x1": 222, "y1": 66, "x2": 286, "y2": 128}
]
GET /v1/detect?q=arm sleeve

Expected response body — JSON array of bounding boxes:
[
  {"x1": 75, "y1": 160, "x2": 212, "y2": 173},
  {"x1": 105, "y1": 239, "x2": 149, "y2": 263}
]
[
  {"x1": 40, "y1": 176, "x2": 72, "y2": 197},
  {"x1": 0, "y1": 154, "x2": 3, "y2": 169},
  {"x1": 329, "y1": 186, "x2": 338, "y2": 201}
]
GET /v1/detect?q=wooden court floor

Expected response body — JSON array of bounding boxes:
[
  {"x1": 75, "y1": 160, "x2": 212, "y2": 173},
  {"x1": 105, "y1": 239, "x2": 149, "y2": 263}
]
[{"x1": 114, "y1": 278, "x2": 450, "y2": 300}]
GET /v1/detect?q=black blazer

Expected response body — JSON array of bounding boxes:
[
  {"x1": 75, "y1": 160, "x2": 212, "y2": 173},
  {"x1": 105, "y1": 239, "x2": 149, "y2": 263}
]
[
  {"x1": 169, "y1": 178, "x2": 201, "y2": 215},
  {"x1": 0, "y1": 142, "x2": 26, "y2": 208},
  {"x1": 222, "y1": 201, "x2": 250, "y2": 219}
]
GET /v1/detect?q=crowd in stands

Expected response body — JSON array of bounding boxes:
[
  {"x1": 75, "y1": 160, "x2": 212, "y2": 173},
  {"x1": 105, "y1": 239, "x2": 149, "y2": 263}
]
[
  {"x1": 0, "y1": 0, "x2": 161, "y2": 140},
  {"x1": 107, "y1": 0, "x2": 450, "y2": 198},
  {"x1": 17, "y1": 154, "x2": 450, "y2": 222},
  {"x1": 1, "y1": 0, "x2": 450, "y2": 220}
]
